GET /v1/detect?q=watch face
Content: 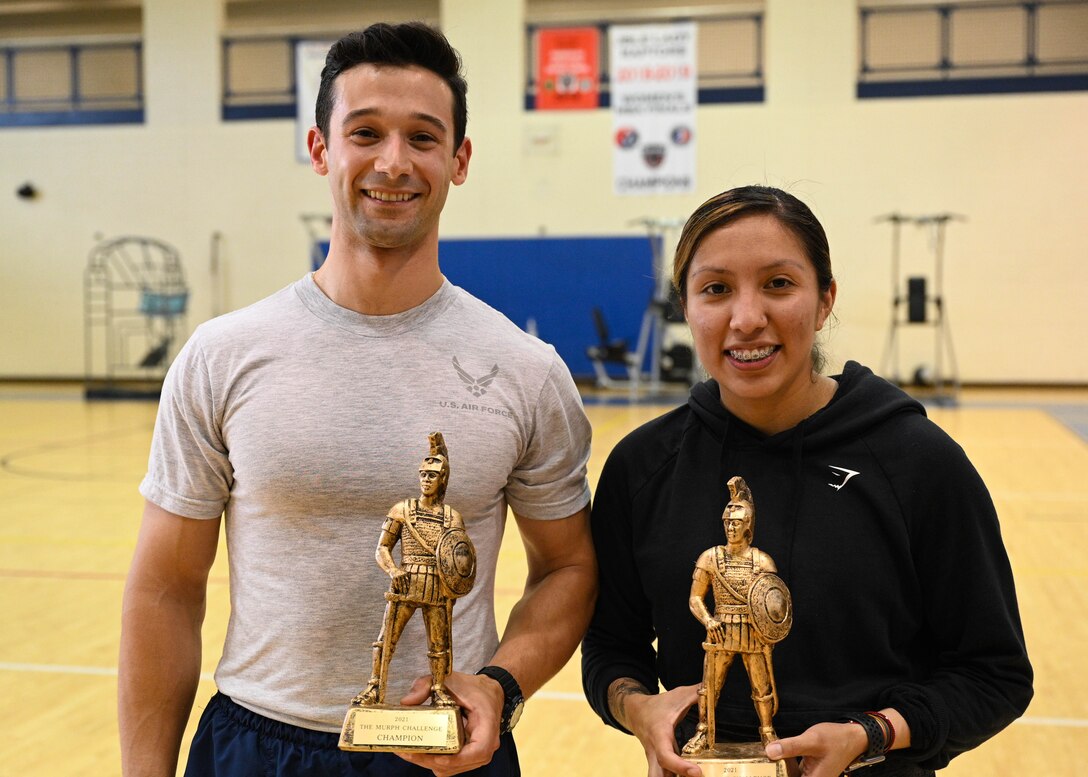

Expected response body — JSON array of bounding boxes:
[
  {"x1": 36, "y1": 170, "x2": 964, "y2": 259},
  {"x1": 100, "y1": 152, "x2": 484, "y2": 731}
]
[{"x1": 507, "y1": 699, "x2": 525, "y2": 731}]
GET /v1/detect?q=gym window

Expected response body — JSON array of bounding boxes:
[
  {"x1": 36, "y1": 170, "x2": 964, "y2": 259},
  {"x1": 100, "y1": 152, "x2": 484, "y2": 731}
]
[
  {"x1": 222, "y1": 35, "x2": 305, "y2": 120},
  {"x1": 0, "y1": 0, "x2": 144, "y2": 128},
  {"x1": 858, "y1": 0, "x2": 1088, "y2": 98},
  {"x1": 221, "y1": 0, "x2": 437, "y2": 121},
  {"x1": 0, "y1": 40, "x2": 144, "y2": 127}
]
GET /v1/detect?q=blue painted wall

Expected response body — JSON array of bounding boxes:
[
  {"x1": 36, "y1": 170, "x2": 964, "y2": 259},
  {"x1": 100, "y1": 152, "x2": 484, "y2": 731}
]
[
  {"x1": 316, "y1": 236, "x2": 657, "y2": 379},
  {"x1": 440, "y1": 236, "x2": 656, "y2": 379}
]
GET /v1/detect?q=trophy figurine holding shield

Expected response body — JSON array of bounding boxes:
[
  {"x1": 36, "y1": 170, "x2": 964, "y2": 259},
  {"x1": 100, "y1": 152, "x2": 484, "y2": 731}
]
[
  {"x1": 340, "y1": 432, "x2": 477, "y2": 754},
  {"x1": 682, "y1": 476, "x2": 793, "y2": 777}
]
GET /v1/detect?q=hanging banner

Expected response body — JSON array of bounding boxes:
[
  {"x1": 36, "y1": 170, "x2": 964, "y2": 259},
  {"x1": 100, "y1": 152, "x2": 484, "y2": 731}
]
[
  {"x1": 535, "y1": 27, "x2": 600, "y2": 110},
  {"x1": 610, "y1": 22, "x2": 696, "y2": 195},
  {"x1": 296, "y1": 40, "x2": 333, "y2": 163}
]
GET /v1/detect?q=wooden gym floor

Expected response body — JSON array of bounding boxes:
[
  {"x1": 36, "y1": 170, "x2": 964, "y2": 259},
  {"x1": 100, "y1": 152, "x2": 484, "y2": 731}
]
[{"x1": 1, "y1": 382, "x2": 1085, "y2": 775}]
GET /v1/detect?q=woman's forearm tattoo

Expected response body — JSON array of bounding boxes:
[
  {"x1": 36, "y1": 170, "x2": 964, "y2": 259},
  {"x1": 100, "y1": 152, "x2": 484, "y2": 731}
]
[{"x1": 608, "y1": 677, "x2": 652, "y2": 728}]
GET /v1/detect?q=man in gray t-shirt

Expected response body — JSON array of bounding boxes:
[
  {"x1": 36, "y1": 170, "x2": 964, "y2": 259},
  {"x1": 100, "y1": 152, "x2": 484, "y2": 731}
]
[{"x1": 119, "y1": 22, "x2": 594, "y2": 777}]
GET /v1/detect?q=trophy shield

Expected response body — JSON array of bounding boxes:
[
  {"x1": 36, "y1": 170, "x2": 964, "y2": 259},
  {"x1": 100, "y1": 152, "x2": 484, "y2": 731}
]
[
  {"x1": 340, "y1": 432, "x2": 473, "y2": 754},
  {"x1": 748, "y1": 574, "x2": 792, "y2": 644},
  {"x1": 681, "y1": 476, "x2": 792, "y2": 777},
  {"x1": 436, "y1": 527, "x2": 476, "y2": 598}
]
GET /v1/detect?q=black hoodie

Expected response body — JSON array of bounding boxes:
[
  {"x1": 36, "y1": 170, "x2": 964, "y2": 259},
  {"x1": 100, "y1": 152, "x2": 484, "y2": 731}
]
[{"x1": 581, "y1": 362, "x2": 1032, "y2": 770}]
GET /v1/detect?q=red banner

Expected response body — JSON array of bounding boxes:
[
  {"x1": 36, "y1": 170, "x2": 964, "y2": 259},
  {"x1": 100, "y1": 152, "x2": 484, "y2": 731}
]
[{"x1": 536, "y1": 27, "x2": 599, "y2": 110}]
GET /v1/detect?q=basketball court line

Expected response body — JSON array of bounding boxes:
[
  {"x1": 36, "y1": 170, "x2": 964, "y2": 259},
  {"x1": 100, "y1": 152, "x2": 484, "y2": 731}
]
[{"x1": 0, "y1": 421, "x2": 152, "y2": 481}]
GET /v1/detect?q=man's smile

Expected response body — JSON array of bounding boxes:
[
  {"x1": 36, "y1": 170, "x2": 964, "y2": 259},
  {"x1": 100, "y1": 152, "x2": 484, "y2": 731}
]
[{"x1": 364, "y1": 189, "x2": 417, "y2": 202}]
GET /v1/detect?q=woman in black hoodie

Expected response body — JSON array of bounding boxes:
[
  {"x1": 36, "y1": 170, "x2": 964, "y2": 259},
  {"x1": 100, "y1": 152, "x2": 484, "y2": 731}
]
[{"x1": 580, "y1": 186, "x2": 1032, "y2": 777}]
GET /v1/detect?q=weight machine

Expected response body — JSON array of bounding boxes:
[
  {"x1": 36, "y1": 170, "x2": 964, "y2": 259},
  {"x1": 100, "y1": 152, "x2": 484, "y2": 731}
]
[
  {"x1": 585, "y1": 216, "x2": 696, "y2": 395},
  {"x1": 876, "y1": 212, "x2": 962, "y2": 404}
]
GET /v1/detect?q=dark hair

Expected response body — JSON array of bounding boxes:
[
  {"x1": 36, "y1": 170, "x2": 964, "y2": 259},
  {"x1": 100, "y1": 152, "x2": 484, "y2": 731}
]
[
  {"x1": 314, "y1": 22, "x2": 468, "y2": 153},
  {"x1": 673, "y1": 185, "x2": 835, "y2": 371}
]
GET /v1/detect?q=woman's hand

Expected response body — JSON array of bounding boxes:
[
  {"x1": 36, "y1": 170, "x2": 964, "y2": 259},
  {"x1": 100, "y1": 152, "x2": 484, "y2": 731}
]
[
  {"x1": 767, "y1": 708, "x2": 908, "y2": 777},
  {"x1": 766, "y1": 720, "x2": 868, "y2": 777},
  {"x1": 610, "y1": 680, "x2": 703, "y2": 777}
]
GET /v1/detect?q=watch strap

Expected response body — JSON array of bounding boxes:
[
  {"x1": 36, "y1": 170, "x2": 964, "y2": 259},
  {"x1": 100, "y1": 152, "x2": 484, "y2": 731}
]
[
  {"x1": 476, "y1": 665, "x2": 524, "y2": 734},
  {"x1": 839, "y1": 712, "x2": 889, "y2": 771}
]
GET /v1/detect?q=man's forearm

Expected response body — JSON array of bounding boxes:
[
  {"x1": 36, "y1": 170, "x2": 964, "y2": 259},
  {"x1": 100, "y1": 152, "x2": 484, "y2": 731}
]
[
  {"x1": 490, "y1": 558, "x2": 596, "y2": 697},
  {"x1": 118, "y1": 586, "x2": 205, "y2": 776}
]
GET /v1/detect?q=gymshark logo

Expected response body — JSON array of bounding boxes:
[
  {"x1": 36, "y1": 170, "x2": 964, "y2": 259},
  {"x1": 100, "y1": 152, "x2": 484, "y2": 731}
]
[
  {"x1": 453, "y1": 357, "x2": 499, "y2": 398},
  {"x1": 828, "y1": 466, "x2": 860, "y2": 491}
]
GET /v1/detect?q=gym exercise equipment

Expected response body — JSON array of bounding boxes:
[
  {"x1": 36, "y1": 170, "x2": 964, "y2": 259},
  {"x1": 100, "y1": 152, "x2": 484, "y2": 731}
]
[
  {"x1": 585, "y1": 216, "x2": 696, "y2": 395},
  {"x1": 876, "y1": 212, "x2": 962, "y2": 404},
  {"x1": 83, "y1": 235, "x2": 188, "y2": 398}
]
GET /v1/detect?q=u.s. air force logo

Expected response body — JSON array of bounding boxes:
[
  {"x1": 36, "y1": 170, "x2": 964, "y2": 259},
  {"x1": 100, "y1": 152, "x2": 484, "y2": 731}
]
[{"x1": 453, "y1": 357, "x2": 499, "y2": 397}]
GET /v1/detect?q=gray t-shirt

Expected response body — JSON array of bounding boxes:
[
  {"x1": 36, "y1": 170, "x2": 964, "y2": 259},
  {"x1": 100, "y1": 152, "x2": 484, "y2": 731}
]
[{"x1": 140, "y1": 274, "x2": 592, "y2": 731}]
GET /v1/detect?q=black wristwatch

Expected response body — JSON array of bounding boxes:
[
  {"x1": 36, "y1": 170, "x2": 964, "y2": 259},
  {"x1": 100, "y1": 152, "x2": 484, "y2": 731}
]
[{"x1": 476, "y1": 665, "x2": 525, "y2": 734}]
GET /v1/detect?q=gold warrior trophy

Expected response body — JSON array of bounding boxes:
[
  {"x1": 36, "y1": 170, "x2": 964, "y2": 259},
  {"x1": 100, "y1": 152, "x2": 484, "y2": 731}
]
[
  {"x1": 681, "y1": 476, "x2": 793, "y2": 777},
  {"x1": 340, "y1": 432, "x2": 477, "y2": 753}
]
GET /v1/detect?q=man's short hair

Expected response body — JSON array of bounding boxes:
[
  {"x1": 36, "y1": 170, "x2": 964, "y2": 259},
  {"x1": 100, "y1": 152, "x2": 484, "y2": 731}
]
[{"x1": 314, "y1": 21, "x2": 468, "y2": 154}]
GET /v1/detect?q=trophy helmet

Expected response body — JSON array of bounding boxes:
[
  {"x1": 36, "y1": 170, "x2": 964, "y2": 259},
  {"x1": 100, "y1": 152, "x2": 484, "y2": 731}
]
[
  {"x1": 725, "y1": 475, "x2": 755, "y2": 541},
  {"x1": 419, "y1": 431, "x2": 451, "y2": 500}
]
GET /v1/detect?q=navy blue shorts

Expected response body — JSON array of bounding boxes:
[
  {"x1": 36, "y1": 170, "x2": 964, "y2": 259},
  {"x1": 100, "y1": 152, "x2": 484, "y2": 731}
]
[{"x1": 184, "y1": 692, "x2": 521, "y2": 777}]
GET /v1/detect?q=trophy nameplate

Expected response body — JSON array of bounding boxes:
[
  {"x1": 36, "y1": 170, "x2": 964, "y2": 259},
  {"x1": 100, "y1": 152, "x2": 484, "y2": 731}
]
[
  {"x1": 339, "y1": 432, "x2": 476, "y2": 754},
  {"x1": 688, "y1": 742, "x2": 788, "y2": 777},
  {"x1": 339, "y1": 703, "x2": 463, "y2": 753}
]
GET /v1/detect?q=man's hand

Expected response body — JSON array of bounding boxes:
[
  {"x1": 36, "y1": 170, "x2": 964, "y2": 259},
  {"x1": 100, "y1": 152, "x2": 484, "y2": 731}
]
[{"x1": 393, "y1": 672, "x2": 504, "y2": 777}]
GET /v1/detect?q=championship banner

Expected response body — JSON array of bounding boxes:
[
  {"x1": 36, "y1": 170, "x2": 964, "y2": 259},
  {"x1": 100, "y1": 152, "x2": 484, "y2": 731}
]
[
  {"x1": 535, "y1": 27, "x2": 600, "y2": 110},
  {"x1": 609, "y1": 22, "x2": 696, "y2": 195},
  {"x1": 296, "y1": 40, "x2": 333, "y2": 163}
]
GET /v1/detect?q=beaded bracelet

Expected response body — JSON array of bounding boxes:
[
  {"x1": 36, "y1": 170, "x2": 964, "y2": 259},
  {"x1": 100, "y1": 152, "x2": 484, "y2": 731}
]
[{"x1": 867, "y1": 710, "x2": 896, "y2": 753}]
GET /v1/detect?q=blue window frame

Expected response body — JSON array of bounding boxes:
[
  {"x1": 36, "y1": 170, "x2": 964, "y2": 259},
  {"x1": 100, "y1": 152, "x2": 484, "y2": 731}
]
[
  {"x1": 221, "y1": 35, "x2": 301, "y2": 121},
  {"x1": 0, "y1": 40, "x2": 144, "y2": 127},
  {"x1": 858, "y1": 0, "x2": 1088, "y2": 98}
]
